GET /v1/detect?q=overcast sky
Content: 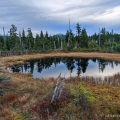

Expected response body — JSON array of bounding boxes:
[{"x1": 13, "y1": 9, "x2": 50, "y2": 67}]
[{"x1": 0, "y1": 0, "x2": 120, "y2": 36}]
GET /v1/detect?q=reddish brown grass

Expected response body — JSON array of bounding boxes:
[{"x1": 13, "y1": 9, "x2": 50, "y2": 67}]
[
  {"x1": 1, "y1": 52, "x2": 120, "y2": 66},
  {"x1": 4, "y1": 92, "x2": 18, "y2": 103}
]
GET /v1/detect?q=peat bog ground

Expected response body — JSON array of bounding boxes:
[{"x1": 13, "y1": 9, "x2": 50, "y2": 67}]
[{"x1": 0, "y1": 52, "x2": 120, "y2": 120}]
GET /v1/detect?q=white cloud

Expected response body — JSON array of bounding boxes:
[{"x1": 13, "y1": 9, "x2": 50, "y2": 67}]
[
  {"x1": 0, "y1": 0, "x2": 120, "y2": 35},
  {"x1": 93, "y1": 6, "x2": 120, "y2": 26}
]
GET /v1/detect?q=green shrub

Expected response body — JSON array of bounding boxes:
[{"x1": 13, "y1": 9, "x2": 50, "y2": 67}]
[
  {"x1": 0, "y1": 74, "x2": 7, "y2": 81},
  {"x1": 70, "y1": 83, "x2": 95, "y2": 108}
]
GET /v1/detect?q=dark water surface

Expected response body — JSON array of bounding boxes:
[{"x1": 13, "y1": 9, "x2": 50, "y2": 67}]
[{"x1": 8, "y1": 57, "x2": 120, "y2": 78}]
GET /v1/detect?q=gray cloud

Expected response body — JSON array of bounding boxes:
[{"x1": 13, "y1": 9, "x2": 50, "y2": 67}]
[{"x1": 0, "y1": 0, "x2": 120, "y2": 36}]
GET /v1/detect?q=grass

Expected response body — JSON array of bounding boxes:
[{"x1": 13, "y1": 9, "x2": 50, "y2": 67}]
[
  {"x1": 66, "y1": 73, "x2": 120, "y2": 86},
  {"x1": 2, "y1": 52, "x2": 120, "y2": 66},
  {"x1": 0, "y1": 52, "x2": 120, "y2": 119}
]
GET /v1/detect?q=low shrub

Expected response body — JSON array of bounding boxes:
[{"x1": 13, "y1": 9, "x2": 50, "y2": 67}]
[{"x1": 70, "y1": 83, "x2": 95, "y2": 109}]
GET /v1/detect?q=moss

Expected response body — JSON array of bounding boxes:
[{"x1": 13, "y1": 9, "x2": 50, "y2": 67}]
[{"x1": 14, "y1": 114, "x2": 24, "y2": 120}]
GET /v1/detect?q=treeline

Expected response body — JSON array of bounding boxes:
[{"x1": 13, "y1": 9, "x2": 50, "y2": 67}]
[{"x1": 0, "y1": 24, "x2": 120, "y2": 56}]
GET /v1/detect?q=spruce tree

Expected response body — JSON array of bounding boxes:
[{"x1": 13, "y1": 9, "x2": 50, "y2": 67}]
[
  {"x1": 0, "y1": 36, "x2": 5, "y2": 50},
  {"x1": 35, "y1": 34, "x2": 40, "y2": 50},
  {"x1": 40, "y1": 30, "x2": 44, "y2": 38},
  {"x1": 100, "y1": 28, "x2": 107, "y2": 47},
  {"x1": 76, "y1": 23, "x2": 81, "y2": 45},
  {"x1": 81, "y1": 28, "x2": 88, "y2": 48},
  {"x1": 22, "y1": 29, "x2": 27, "y2": 50},
  {"x1": 9, "y1": 24, "x2": 19, "y2": 51},
  {"x1": 45, "y1": 31, "x2": 48, "y2": 38},
  {"x1": 27, "y1": 28, "x2": 34, "y2": 50}
]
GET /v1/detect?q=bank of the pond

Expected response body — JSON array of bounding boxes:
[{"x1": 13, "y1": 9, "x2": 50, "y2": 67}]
[
  {"x1": 0, "y1": 53, "x2": 120, "y2": 119},
  {"x1": 2, "y1": 52, "x2": 120, "y2": 67}
]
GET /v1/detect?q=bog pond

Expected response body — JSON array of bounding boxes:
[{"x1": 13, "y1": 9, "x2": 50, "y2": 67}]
[{"x1": 8, "y1": 57, "x2": 120, "y2": 79}]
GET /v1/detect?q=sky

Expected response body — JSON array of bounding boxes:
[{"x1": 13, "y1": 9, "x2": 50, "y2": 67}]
[{"x1": 0, "y1": 0, "x2": 120, "y2": 36}]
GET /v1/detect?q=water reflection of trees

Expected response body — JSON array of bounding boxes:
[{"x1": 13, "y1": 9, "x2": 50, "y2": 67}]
[
  {"x1": 9, "y1": 57, "x2": 119, "y2": 76},
  {"x1": 10, "y1": 65, "x2": 21, "y2": 72},
  {"x1": 98, "y1": 59, "x2": 108, "y2": 72},
  {"x1": 97, "y1": 59, "x2": 116, "y2": 72},
  {"x1": 62, "y1": 57, "x2": 75, "y2": 77}
]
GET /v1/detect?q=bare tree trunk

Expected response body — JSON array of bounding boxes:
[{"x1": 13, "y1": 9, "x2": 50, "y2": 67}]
[
  {"x1": 99, "y1": 28, "x2": 100, "y2": 47},
  {"x1": 61, "y1": 40, "x2": 63, "y2": 50},
  {"x1": 54, "y1": 41, "x2": 56, "y2": 51}
]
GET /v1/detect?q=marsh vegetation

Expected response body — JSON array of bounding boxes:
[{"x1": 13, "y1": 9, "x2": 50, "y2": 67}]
[{"x1": 0, "y1": 53, "x2": 120, "y2": 120}]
